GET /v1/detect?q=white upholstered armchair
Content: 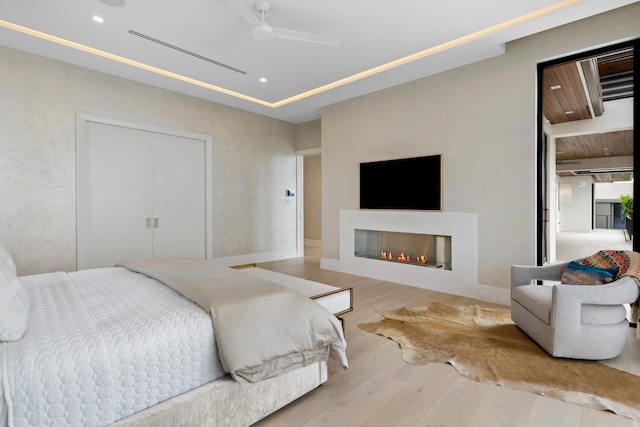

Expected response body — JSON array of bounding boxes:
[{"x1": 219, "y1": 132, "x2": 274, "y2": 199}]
[{"x1": 511, "y1": 261, "x2": 640, "y2": 360}]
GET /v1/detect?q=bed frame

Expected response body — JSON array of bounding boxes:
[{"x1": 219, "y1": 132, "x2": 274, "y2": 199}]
[{"x1": 112, "y1": 361, "x2": 327, "y2": 426}]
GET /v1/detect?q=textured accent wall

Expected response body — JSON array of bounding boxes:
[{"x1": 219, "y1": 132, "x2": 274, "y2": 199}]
[
  {"x1": 0, "y1": 46, "x2": 297, "y2": 275},
  {"x1": 321, "y1": 4, "x2": 640, "y2": 290}
]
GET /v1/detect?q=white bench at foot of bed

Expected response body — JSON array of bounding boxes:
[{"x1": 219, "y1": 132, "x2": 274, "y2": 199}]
[{"x1": 240, "y1": 267, "x2": 353, "y2": 319}]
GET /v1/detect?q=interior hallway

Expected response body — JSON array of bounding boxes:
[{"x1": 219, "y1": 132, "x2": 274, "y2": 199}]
[{"x1": 555, "y1": 229, "x2": 633, "y2": 262}]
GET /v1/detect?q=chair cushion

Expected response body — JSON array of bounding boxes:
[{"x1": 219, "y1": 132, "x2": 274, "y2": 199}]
[
  {"x1": 560, "y1": 260, "x2": 619, "y2": 285},
  {"x1": 511, "y1": 285, "x2": 553, "y2": 324}
]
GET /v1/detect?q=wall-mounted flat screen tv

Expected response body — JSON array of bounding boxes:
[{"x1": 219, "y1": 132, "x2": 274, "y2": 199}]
[{"x1": 360, "y1": 154, "x2": 441, "y2": 210}]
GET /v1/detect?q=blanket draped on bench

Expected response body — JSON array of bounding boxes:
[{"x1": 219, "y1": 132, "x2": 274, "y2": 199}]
[{"x1": 118, "y1": 258, "x2": 348, "y2": 382}]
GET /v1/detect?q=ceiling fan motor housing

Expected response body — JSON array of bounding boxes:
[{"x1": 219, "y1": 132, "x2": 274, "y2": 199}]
[
  {"x1": 254, "y1": 1, "x2": 271, "y2": 13},
  {"x1": 252, "y1": 24, "x2": 274, "y2": 40}
]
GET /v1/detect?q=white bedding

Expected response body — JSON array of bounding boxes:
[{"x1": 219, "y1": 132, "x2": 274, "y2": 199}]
[
  {"x1": 118, "y1": 259, "x2": 348, "y2": 383},
  {"x1": 1, "y1": 267, "x2": 225, "y2": 427}
]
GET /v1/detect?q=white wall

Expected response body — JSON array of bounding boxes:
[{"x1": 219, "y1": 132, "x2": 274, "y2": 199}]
[
  {"x1": 294, "y1": 119, "x2": 321, "y2": 152},
  {"x1": 595, "y1": 182, "x2": 634, "y2": 202},
  {"x1": 304, "y1": 155, "x2": 322, "y2": 242},
  {"x1": 558, "y1": 176, "x2": 594, "y2": 232},
  {"x1": 0, "y1": 45, "x2": 298, "y2": 275},
  {"x1": 320, "y1": 3, "x2": 640, "y2": 290}
]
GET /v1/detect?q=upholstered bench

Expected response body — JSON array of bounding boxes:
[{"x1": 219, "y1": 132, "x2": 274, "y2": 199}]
[{"x1": 240, "y1": 267, "x2": 353, "y2": 321}]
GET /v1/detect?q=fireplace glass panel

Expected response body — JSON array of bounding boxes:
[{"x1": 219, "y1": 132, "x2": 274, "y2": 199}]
[{"x1": 354, "y1": 229, "x2": 452, "y2": 270}]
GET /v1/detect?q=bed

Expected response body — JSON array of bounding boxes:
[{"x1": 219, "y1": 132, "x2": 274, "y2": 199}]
[{"x1": 0, "y1": 246, "x2": 348, "y2": 427}]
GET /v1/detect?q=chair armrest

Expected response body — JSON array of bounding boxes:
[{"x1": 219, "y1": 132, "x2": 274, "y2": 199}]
[
  {"x1": 511, "y1": 262, "x2": 569, "y2": 287},
  {"x1": 553, "y1": 275, "x2": 640, "y2": 306},
  {"x1": 551, "y1": 276, "x2": 640, "y2": 328}
]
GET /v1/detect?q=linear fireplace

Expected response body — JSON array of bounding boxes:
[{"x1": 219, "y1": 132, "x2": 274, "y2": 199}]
[
  {"x1": 354, "y1": 229, "x2": 452, "y2": 269},
  {"x1": 340, "y1": 210, "x2": 478, "y2": 299}
]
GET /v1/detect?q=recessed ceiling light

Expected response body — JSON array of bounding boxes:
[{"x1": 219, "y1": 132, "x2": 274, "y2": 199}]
[
  {"x1": 564, "y1": 110, "x2": 574, "y2": 115},
  {"x1": 92, "y1": 16, "x2": 104, "y2": 23},
  {"x1": 259, "y1": 77, "x2": 267, "y2": 83},
  {"x1": 550, "y1": 85, "x2": 562, "y2": 90},
  {"x1": 0, "y1": 0, "x2": 586, "y2": 110}
]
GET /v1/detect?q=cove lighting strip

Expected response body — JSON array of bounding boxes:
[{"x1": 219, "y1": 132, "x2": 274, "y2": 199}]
[{"x1": 0, "y1": 0, "x2": 582, "y2": 109}]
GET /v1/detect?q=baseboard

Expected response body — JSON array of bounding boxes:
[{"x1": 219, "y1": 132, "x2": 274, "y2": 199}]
[
  {"x1": 213, "y1": 249, "x2": 298, "y2": 267},
  {"x1": 304, "y1": 239, "x2": 322, "y2": 248},
  {"x1": 476, "y1": 284, "x2": 511, "y2": 306}
]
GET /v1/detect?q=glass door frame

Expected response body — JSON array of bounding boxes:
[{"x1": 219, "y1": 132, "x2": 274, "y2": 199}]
[{"x1": 536, "y1": 39, "x2": 639, "y2": 265}]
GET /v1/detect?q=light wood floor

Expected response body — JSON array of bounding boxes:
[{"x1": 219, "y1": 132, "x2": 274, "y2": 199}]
[{"x1": 253, "y1": 249, "x2": 640, "y2": 427}]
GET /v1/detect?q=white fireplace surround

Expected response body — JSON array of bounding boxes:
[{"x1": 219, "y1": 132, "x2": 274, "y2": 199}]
[{"x1": 339, "y1": 210, "x2": 478, "y2": 299}]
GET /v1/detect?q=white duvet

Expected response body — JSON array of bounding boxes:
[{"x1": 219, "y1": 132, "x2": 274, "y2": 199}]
[
  {"x1": 0, "y1": 267, "x2": 225, "y2": 427},
  {"x1": 118, "y1": 259, "x2": 348, "y2": 383}
]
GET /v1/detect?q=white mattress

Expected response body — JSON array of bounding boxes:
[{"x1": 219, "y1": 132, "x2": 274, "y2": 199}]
[{"x1": 0, "y1": 267, "x2": 225, "y2": 427}]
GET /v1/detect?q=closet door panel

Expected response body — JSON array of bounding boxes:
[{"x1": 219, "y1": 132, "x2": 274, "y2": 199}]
[
  {"x1": 153, "y1": 162, "x2": 205, "y2": 193},
  {"x1": 152, "y1": 189, "x2": 204, "y2": 218},
  {"x1": 87, "y1": 188, "x2": 151, "y2": 220},
  {"x1": 151, "y1": 134, "x2": 205, "y2": 260},
  {"x1": 153, "y1": 133, "x2": 205, "y2": 165},
  {"x1": 78, "y1": 120, "x2": 208, "y2": 269},
  {"x1": 152, "y1": 218, "x2": 205, "y2": 259},
  {"x1": 84, "y1": 155, "x2": 152, "y2": 190},
  {"x1": 85, "y1": 123, "x2": 151, "y2": 159},
  {"x1": 87, "y1": 219, "x2": 152, "y2": 268},
  {"x1": 153, "y1": 189, "x2": 205, "y2": 259}
]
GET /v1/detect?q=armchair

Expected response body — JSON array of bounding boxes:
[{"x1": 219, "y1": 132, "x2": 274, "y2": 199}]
[{"x1": 511, "y1": 261, "x2": 639, "y2": 360}]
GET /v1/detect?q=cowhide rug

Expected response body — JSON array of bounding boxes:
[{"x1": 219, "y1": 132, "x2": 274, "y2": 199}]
[{"x1": 358, "y1": 301, "x2": 640, "y2": 420}]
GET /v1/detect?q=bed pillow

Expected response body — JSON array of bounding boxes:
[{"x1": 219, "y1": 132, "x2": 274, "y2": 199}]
[
  {"x1": 560, "y1": 260, "x2": 619, "y2": 285},
  {"x1": 0, "y1": 258, "x2": 28, "y2": 342},
  {"x1": 0, "y1": 243, "x2": 17, "y2": 275}
]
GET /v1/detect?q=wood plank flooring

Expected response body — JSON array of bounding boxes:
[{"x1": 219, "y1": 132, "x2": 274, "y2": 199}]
[{"x1": 252, "y1": 249, "x2": 640, "y2": 427}]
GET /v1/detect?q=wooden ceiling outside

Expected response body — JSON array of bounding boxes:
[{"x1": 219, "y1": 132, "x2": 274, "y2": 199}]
[
  {"x1": 543, "y1": 62, "x2": 592, "y2": 124},
  {"x1": 555, "y1": 130, "x2": 634, "y2": 182},
  {"x1": 543, "y1": 47, "x2": 634, "y2": 182},
  {"x1": 555, "y1": 130, "x2": 634, "y2": 161},
  {"x1": 598, "y1": 56, "x2": 633, "y2": 77}
]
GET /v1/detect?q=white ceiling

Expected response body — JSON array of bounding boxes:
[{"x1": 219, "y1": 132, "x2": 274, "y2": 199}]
[{"x1": 0, "y1": 0, "x2": 637, "y2": 123}]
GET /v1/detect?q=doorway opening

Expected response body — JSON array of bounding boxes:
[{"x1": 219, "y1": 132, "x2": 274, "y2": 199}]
[
  {"x1": 537, "y1": 40, "x2": 638, "y2": 265},
  {"x1": 296, "y1": 148, "x2": 322, "y2": 257}
]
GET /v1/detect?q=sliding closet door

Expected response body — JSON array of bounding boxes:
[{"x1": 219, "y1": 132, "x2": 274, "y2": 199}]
[{"x1": 77, "y1": 121, "x2": 206, "y2": 270}]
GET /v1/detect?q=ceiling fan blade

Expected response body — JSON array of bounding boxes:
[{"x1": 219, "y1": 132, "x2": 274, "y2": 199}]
[
  {"x1": 222, "y1": 0, "x2": 260, "y2": 26},
  {"x1": 272, "y1": 27, "x2": 341, "y2": 46}
]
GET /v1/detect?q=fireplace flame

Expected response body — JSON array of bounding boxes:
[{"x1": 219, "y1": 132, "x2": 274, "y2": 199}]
[{"x1": 380, "y1": 250, "x2": 427, "y2": 264}]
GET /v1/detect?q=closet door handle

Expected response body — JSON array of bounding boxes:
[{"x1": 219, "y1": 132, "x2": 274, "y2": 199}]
[
  {"x1": 146, "y1": 218, "x2": 152, "y2": 229},
  {"x1": 154, "y1": 218, "x2": 159, "y2": 229}
]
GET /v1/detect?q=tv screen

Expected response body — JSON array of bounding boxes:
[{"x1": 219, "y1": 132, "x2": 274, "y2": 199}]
[{"x1": 360, "y1": 154, "x2": 441, "y2": 210}]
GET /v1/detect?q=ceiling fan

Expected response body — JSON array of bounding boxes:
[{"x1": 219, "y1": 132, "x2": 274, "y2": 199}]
[{"x1": 223, "y1": 0, "x2": 341, "y2": 46}]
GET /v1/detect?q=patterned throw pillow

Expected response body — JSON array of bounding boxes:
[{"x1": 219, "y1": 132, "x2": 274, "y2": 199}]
[
  {"x1": 0, "y1": 245, "x2": 28, "y2": 341},
  {"x1": 577, "y1": 250, "x2": 631, "y2": 277},
  {"x1": 560, "y1": 260, "x2": 619, "y2": 285}
]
